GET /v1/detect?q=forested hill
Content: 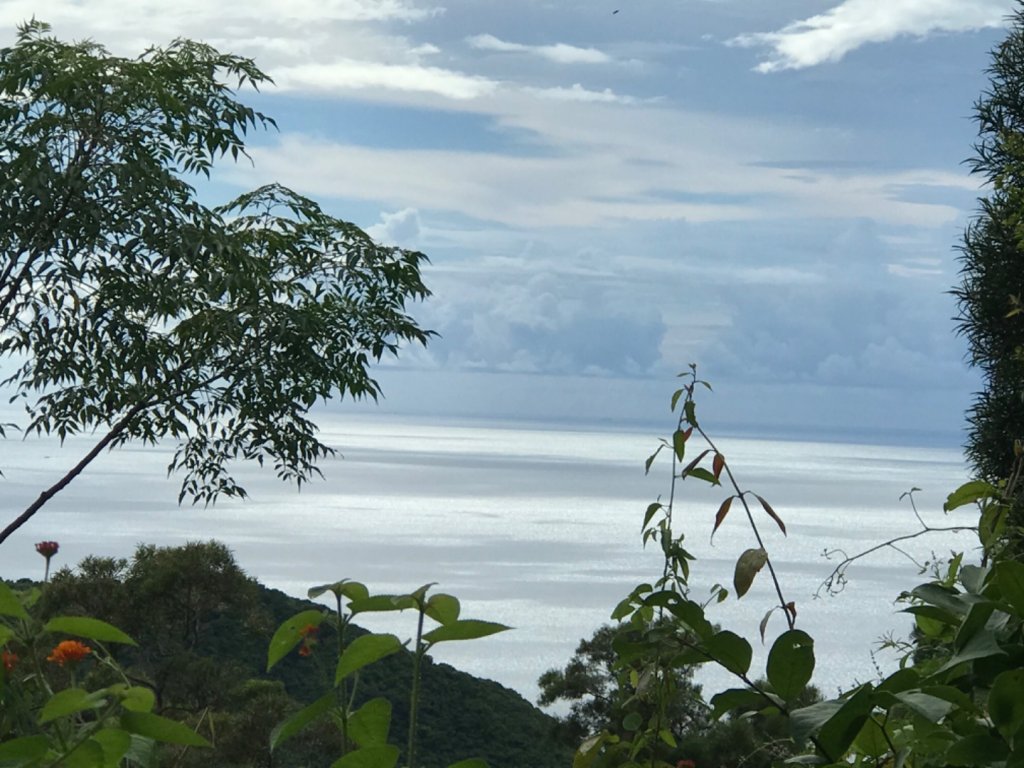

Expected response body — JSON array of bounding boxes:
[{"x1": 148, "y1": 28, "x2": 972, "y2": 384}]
[{"x1": 15, "y1": 541, "x2": 573, "y2": 768}]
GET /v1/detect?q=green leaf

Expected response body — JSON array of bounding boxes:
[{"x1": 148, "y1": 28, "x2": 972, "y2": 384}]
[
  {"x1": 271, "y1": 692, "x2": 334, "y2": 750},
  {"x1": 0, "y1": 735, "x2": 48, "y2": 765},
  {"x1": 622, "y1": 712, "x2": 643, "y2": 731},
  {"x1": 912, "y1": 583, "x2": 970, "y2": 616},
  {"x1": 893, "y1": 691, "x2": 954, "y2": 722},
  {"x1": 0, "y1": 581, "x2": 29, "y2": 620},
  {"x1": 39, "y1": 687, "x2": 108, "y2": 723},
  {"x1": 733, "y1": 548, "x2": 768, "y2": 599},
  {"x1": 989, "y1": 669, "x2": 1024, "y2": 742},
  {"x1": 425, "y1": 594, "x2": 460, "y2": 625},
  {"x1": 0, "y1": 625, "x2": 14, "y2": 647},
  {"x1": 791, "y1": 700, "x2": 843, "y2": 744},
  {"x1": 672, "y1": 429, "x2": 687, "y2": 462},
  {"x1": 308, "y1": 580, "x2": 369, "y2": 602},
  {"x1": 349, "y1": 595, "x2": 411, "y2": 614},
  {"x1": 44, "y1": 616, "x2": 136, "y2": 645},
  {"x1": 119, "y1": 685, "x2": 156, "y2": 713},
  {"x1": 945, "y1": 734, "x2": 1009, "y2": 765},
  {"x1": 705, "y1": 630, "x2": 752, "y2": 676},
  {"x1": 335, "y1": 634, "x2": 402, "y2": 684},
  {"x1": 853, "y1": 719, "x2": 891, "y2": 759},
  {"x1": 710, "y1": 688, "x2": 771, "y2": 720},
  {"x1": 348, "y1": 698, "x2": 392, "y2": 747},
  {"x1": 573, "y1": 731, "x2": 617, "y2": 768},
  {"x1": 422, "y1": 620, "x2": 510, "y2": 645},
  {"x1": 815, "y1": 686, "x2": 873, "y2": 760},
  {"x1": 686, "y1": 467, "x2": 720, "y2": 485},
  {"x1": 58, "y1": 739, "x2": 105, "y2": 768},
  {"x1": 670, "y1": 388, "x2": 685, "y2": 412},
  {"x1": 944, "y1": 480, "x2": 999, "y2": 511},
  {"x1": 92, "y1": 729, "x2": 133, "y2": 768},
  {"x1": 329, "y1": 745, "x2": 400, "y2": 768},
  {"x1": 642, "y1": 502, "x2": 663, "y2": 531},
  {"x1": 936, "y1": 627, "x2": 1006, "y2": 674},
  {"x1": 995, "y1": 561, "x2": 1024, "y2": 616},
  {"x1": 267, "y1": 609, "x2": 324, "y2": 671},
  {"x1": 120, "y1": 711, "x2": 210, "y2": 746},
  {"x1": 767, "y1": 630, "x2": 815, "y2": 702},
  {"x1": 684, "y1": 399, "x2": 697, "y2": 426}
]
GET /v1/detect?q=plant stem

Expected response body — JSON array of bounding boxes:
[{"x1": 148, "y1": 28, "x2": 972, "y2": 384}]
[{"x1": 407, "y1": 606, "x2": 426, "y2": 768}]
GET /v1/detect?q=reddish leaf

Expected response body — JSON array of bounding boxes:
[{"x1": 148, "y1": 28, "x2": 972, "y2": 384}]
[
  {"x1": 755, "y1": 494, "x2": 786, "y2": 535},
  {"x1": 713, "y1": 453, "x2": 725, "y2": 480},
  {"x1": 712, "y1": 496, "x2": 734, "y2": 541},
  {"x1": 681, "y1": 449, "x2": 710, "y2": 477},
  {"x1": 785, "y1": 602, "x2": 797, "y2": 621},
  {"x1": 682, "y1": 427, "x2": 693, "y2": 442},
  {"x1": 759, "y1": 608, "x2": 776, "y2": 643}
]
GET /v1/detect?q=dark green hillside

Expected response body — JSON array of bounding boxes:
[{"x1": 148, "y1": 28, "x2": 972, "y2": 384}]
[{"x1": 29, "y1": 541, "x2": 571, "y2": 768}]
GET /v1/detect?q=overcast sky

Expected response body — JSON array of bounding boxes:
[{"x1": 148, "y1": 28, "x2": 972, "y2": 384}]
[{"x1": 2, "y1": 0, "x2": 1010, "y2": 442}]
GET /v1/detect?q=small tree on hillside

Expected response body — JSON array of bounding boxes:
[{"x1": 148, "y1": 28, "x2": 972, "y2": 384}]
[
  {"x1": 0, "y1": 22, "x2": 431, "y2": 544},
  {"x1": 954, "y1": 3, "x2": 1024, "y2": 492}
]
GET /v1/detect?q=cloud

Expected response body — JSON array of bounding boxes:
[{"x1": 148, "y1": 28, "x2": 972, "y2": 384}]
[
  {"x1": 733, "y1": 0, "x2": 1011, "y2": 72},
  {"x1": 467, "y1": 33, "x2": 612, "y2": 64},
  {"x1": 274, "y1": 60, "x2": 497, "y2": 100},
  {"x1": 524, "y1": 83, "x2": 635, "y2": 104},
  {"x1": 367, "y1": 208, "x2": 423, "y2": 247}
]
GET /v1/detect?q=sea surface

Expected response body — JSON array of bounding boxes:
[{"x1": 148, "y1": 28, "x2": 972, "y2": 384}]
[{"x1": 0, "y1": 414, "x2": 973, "y2": 706}]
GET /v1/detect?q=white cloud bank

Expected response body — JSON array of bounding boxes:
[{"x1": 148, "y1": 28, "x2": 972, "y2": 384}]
[
  {"x1": 734, "y1": 0, "x2": 1012, "y2": 72},
  {"x1": 467, "y1": 34, "x2": 612, "y2": 64}
]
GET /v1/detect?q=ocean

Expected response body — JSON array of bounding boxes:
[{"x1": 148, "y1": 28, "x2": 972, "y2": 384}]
[{"x1": 0, "y1": 413, "x2": 973, "y2": 706}]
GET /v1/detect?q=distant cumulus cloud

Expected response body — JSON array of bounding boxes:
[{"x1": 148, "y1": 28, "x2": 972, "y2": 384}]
[
  {"x1": 274, "y1": 60, "x2": 497, "y2": 99},
  {"x1": 467, "y1": 33, "x2": 612, "y2": 64},
  {"x1": 524, "y1": 83, "x2": 635, "y2": 104},
  {"x1": 368, "y1": 208, "x2": 422, "y2": 247},
  {"x1": 733, "y1": 0, "x2": 1011, "y2": 72}
]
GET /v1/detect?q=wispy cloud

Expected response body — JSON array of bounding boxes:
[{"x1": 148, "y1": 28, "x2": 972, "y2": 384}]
[
  {"x1": 467, "y1": 33, "x2": 612, "y2": 64},
  {"x1": 274, "y1": 60, "x2": 497, "y2": 100},
  {"x1": 733, "y1": 0, "x2": 1011, "y2": 72}
]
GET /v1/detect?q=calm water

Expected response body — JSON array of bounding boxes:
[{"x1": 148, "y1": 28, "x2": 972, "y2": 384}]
[{"x1": 0, "y1": 414, "x2": 972, "y2": 705}]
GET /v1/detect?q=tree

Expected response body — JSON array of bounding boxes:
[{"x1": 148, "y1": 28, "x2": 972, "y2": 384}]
[
  {"x1": 537, "y1": 623, "x2": 707, "y2": 747},
  {"x1": 953, "y1": 3, "x2": 1024, "y2": 495},
  {"x1": 0, "y1": 21, "x2": 431, "y2": 544}
]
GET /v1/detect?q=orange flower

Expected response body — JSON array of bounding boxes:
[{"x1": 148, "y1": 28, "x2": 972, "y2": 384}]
[
  {"x1": 298, "y1": 644, "x2": 313, "y2": 657},
  {"x1": 47, "y1": 640, "x2": 92, "y2": 666},
  {"x1": 1, "y1": 650, "x2": 17, "y2": 672},
  {"x1": 677, "y1": 761, "x2": 696, "y2": 768},
  {"x1": 297, "y1": 624, "x2": 319, "y2": 658}
]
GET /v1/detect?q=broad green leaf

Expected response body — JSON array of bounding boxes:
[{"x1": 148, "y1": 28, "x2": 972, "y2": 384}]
[
  {"x1": 672, "y1": 429, "x2": 687, "y2": 462},
  {"x1": 120, "y1": 711, "x2": 211, "y2": 747},
  {"x1": 271, "y1": 692, "x2": 334, "y2": 750},
  {"x1": 308, "y1": 581, "x2": 369, "y2": 603},
  {"x1": 348, "y1": 697, "x2": 392, "y2": 748},
  {"x1": 686, "y1": 467, "x2": 720, "y2": 485},
  {"x1": 670, "y1": 387, "x2": 685, "y2": 412},
  {"x1": 954, "y1": 602, "x2": 996, "y2": 651},
  {"x1": 58, "y1": 739, "x2": 105, "y2": 768},
  {"x1": 349, "y1": 595, "x2": 411, "y2": 614},
  {"x1": 409, "y1": 583, "x2": 438, "y2": 604},
  {"x1": 936, "y1": 627, "x2": 1006, "y2": 674},
  {"x1": 425, "y1": 594, "x2": 460, "y2": 625},
  {"x1": 995, "y1": 561, "x2": 1024, "y2": 616},
  {"x1": 944, "y1": 733, "x2": 1009, "y2": 765},
  {"x1": 853, "y1": 718, "x2": 891, "y2": 758},
  {"x1": 422, "y1": 620, "x2": 510, "y2": 645},
  {"x1": 0, "y1": 625, "x2": 14, "y2": 646},
  {"x1": 573, "y1": 731, "x2": 617, "y2": 768},
  {"x1": 267, "y1": 609, "x2": 324, "y2": 671},
  {"x1": 329, "y1": 745, "x2": 400, "y2": 768},
  {"x1": 989, "y1": 669, "x2": 1024, "y2": 742},
  {"x1": 336, "y1": 633, "x2": 402, "y2": 683},
  {"x1": 944, "y1": 480, "x2": 999, "y2": 511},
  {"x1": 767, "y1": 630, "x2": 815, "y2": 702},
  {"x1": 622, "y1": 712, "x2": 643, "y2": 731},
  {"x1": 684, "y1": 399, "x2": 697, "y2": 426},
  {"x1": 705, "y1": 630, "x2": 752, "y2": 676},
  {"x1": 39, "y1": 687, "x2": 108, "y2": 723},
  {"x1": 959, "y1": 563, "x2": 988, "y2": 594},
  {"x1": 44, "y1": 616, "x2": 136, "y2": 645},
  {"x1": 667, "y1": 598, "x2": 714, "y2": 639},
  {"x1": 912, "y1": 584, "x2": 970, "y2": 616},
  {"x1": 814, "y1": 686, "x2": 873, "y2": 760},
  {"x1": 119, "y1": 685, "x2": 156, "y2": 713},
  {"x1": 710, "y1": 688, "x2": 771, "y2": 720},
  {"x1": 92, "y1": 729, "x2": 133, "y2": 768},
  {"x1": 0, "y1": 581, "x2": 29, "y2": 620},
  {"x1": 733, "y1": 548, "x2": 768, "y2": 599},
  {"x1": 893, "y1": 691, "x2": 954, "y2": 722},
  {"x1": 791, "y1": 700, "x2": 844, "y2": 744},
  {"x1": 876, "y1": 668, "x2": 920, "y2": 694},
  {"x1": 0, "y1": 735, "x2": 48, "y2": 764},
  {"x1": 642, "y1": 502, "x2": 663, "y2": 531}
]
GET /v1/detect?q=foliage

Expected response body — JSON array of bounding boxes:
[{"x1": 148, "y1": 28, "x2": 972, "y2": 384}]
[
  {"x1": 538, "y1": 623, "x2": 706, "y2": 747},
  {"x1": 953, "y1": 1, "x2": 1024, "y2": 500},
  {"x1": 0, "y1": 21, "x2": 431, "y2": 544},
  {"x1": 7, "y1": 541, "x2": 570, "y2": 768},
  {"x1": 575, "y1": 368, "x2": 1024, "y2": 768}
]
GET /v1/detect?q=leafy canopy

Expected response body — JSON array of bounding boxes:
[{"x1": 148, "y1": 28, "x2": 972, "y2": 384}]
[{"x1": 0, "y1": 22, "x2": 431, "y2": 542}]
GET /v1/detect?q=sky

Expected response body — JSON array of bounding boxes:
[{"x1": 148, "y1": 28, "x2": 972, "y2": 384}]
[{"x1": 0, "y1": 0, "x2": 1012, "y2": 443}]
